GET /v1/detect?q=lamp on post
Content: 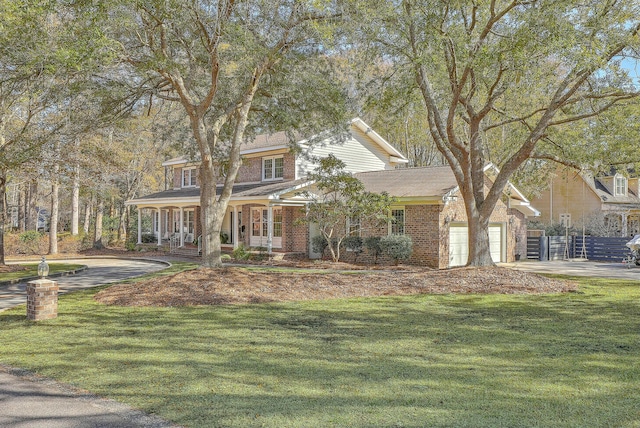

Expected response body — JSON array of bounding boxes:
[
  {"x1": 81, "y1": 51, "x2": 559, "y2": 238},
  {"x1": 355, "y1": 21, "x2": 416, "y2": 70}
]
[{"x1": 37, "y1": 256, "x2": 49, "y2": 279}]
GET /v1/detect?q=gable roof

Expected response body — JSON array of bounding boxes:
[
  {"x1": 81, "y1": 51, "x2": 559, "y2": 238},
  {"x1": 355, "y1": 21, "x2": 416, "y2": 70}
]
[
  {"x1": 355, "y1": 166, "x2": 457, "y2": 199},
  {"x1": 355, "y1": 165, "x2": 539, "y2": 216},
  {"x1": 161, "y1": 118, "x2": 408, "y2": 167},
  {"x1": 580, "y1": 171, "x2": 640, "y2": 205}
]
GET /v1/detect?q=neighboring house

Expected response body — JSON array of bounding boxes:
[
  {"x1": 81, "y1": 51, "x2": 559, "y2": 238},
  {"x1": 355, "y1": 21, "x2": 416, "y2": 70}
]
[
  {"x1": 126, "y1": 118, "x2": 537, "y2": 268},
  {"x1": 531, "y1": 168, "x2": 640, "y2": 237}
]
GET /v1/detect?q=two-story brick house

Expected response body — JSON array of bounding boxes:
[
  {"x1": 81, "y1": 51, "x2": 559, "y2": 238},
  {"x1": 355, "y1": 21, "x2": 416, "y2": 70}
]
[
  {"x1": 127, "y1": 118, "x2": 408, "y2": 255},
  {"x1": 127, "y1": 118, "x2": 538, "y2": 268}
]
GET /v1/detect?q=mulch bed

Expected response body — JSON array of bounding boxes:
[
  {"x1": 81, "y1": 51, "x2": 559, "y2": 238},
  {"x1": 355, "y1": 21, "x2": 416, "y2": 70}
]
[{"x1": 94, "y1": 266, "x2": 576, "y2": 307}]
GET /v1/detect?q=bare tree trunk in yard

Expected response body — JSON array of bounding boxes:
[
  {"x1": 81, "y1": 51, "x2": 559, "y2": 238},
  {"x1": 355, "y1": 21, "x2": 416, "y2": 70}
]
[
  {"x1": 0, "y1": 173, "x2": 6, "y2": 265},
  {"x1": 49, "y1": 142, "x2": 60, "y2": 254},
  {"x1": 71, "y1": 164, "x2": 80, "y2": 235},
  {"x1": 93, "y1": 198, "x2": 104, "y2": 249},
  {"x1": 26, "y1": 180, "x2": 37, "y2": 230},
  {"x1": 83, "y1": 198, "x2": 91, "y2": 234},
  {"x1": 48, "y1": 178, "x2": 59, "y2": 254}
]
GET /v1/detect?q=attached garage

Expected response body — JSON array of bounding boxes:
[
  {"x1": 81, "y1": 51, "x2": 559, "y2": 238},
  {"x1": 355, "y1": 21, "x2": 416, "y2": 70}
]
[{"x1": 449, "y1": 223, "x2": 504, "y2": 267}]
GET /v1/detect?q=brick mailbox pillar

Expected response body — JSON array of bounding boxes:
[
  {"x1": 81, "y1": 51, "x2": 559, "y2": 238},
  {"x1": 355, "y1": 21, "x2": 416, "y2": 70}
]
[{"x1": 27, "y1": 279, "x2": 59, "y2": 321}]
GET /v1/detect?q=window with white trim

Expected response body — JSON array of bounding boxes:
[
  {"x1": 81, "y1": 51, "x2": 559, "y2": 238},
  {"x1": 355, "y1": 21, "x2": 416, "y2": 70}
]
[
  {"x1": 347, "y1": 216, "x2": 360, "y2": 237},
  {"x1": 262, "y1": 156, "x2": 284, "y2": 181},
  {"x1": 615, "y1": 175, "x2": 627, "y2": 196},
  {"x1": 559, "y1": 213, "x2": 571, "y2": 228},
  {"x1": 182, "y1": 167, "x2": 197, "y2": 187},
  {"x1": 390, "y1": 208, "x2": 405, "y2": 235}
]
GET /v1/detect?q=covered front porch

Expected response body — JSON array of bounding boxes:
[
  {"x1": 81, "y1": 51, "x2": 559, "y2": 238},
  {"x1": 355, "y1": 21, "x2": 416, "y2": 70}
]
[{"x1": 126, "y1": 180, "x2": 314, "y2": 256}]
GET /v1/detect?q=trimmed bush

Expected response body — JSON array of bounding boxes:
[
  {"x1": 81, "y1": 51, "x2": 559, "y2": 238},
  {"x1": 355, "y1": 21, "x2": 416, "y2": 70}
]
[
  {"x1": 311, "y1": 235, "x2": 329, "y2": 256},
  {"x1": 364, "y1": 236, "x2": 383, "y2": 264},
  {"x1": 380, "y1": 235, "x2": 413, "y2": 265},
  {"x1": 232, "y1": 244, "x2": 250, "y2": 260}
]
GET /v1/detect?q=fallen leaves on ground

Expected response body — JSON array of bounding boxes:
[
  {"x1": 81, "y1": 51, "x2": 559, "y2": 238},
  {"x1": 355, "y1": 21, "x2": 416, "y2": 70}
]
[
  {"x1": 0, "y1": 265, "x2": 27, "y2": 274},
  {"x1": 94, "y1": 266, "x2": 576, "y2": 307}
]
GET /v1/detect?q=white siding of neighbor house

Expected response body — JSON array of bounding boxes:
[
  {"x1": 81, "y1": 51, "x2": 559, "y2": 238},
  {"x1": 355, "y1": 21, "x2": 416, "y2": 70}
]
[{"x1": 296, "y1": 128, "x2": 393, "y2": 178}]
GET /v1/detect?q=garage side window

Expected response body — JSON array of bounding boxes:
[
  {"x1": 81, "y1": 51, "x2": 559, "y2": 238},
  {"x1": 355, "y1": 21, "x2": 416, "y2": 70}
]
[{"x1": 390, "y1": 208, "x2": 405, "y2": 235}]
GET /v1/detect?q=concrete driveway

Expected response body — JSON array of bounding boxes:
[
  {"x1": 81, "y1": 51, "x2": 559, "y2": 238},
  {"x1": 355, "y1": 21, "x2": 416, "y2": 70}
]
[{"x1": 501, "y1": 259, "x2": 640, "y2": 280}]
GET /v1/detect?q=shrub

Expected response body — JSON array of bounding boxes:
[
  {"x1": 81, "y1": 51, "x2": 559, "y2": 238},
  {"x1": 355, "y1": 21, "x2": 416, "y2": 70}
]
[
  {"x1": 343, "y1": 236, "x2": 363, "y2": 262},
  {"x1": 311, "y1": 235, "x2": 329, "y2": 256},
  {"x1": 141, "y1": 233, "x2": 157, "y2": 243},
  {"x1": 364, "y1": 236, "x2": 383, "y2": 264},
  {"x1": 18, "y1": 231, "x2": 45, "y2": 255},
  {"x1": 232, "y1": 244, "x2": 251, "y2": 260},
  {"x1": 380, "y1": 235, "x2": 413, "y2": 265}
]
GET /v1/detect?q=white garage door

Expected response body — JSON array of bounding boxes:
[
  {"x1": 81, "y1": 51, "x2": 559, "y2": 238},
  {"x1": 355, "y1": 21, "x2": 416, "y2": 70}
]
[{"x1": 449, "y1": 224, "x2": 503, "y2": 267}]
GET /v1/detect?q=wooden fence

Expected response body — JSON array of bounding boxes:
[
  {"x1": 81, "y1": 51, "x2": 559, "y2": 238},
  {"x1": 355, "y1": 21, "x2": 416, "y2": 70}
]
[{"x1": 527, "y1": 236, "x2": 630, "y2": 262}]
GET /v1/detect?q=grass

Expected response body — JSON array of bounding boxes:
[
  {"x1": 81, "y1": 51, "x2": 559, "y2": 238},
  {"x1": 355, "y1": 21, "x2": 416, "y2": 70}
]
[
  {"x1": 0, "y1": 263, "x2": 86, "y2": 282},
  {"x1": 0, "y1": 269, "x2": 639, "y2": 427}
]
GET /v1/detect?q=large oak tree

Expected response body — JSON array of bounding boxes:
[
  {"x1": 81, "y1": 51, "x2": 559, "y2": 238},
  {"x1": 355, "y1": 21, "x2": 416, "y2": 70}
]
[
  {"x1": 101, "y1": 0, "x2": 347, "y2": 267},
  {"x1": 355, "y1": 0, "x2": 640, "y2": 266}
]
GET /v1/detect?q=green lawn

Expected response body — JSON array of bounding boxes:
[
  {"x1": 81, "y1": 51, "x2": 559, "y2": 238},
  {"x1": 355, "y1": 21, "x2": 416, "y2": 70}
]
[
  {"x1": 0, "y1": 269, "x2": 639, "y2": 428},
  {"x1": 0, "y1": 263, "x2": 86, "y2": 282}
]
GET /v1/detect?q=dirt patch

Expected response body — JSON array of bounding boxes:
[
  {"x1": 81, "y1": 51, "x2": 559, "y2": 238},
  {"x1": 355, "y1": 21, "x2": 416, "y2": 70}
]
[
  {"x1": 0, "y1": 265, "x2": 28, "y2": 274},
  {"x1": 94, "y1": 266, "x2": 576, "y2": 307}
]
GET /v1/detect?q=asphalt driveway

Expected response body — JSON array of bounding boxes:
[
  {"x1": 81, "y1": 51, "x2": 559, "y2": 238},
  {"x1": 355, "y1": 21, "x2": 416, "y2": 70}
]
[
  {"x1": 0, "y1": 257, "x2": 179, "y2": 428},
  {"x1": 0, "y1": 258, "x2": 168, "y2": 312}
]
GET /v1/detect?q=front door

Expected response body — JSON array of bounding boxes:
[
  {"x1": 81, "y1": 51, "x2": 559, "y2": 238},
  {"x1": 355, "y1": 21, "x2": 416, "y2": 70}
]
[{"x1": 250, "y1": 207, "x2": 282, "y2": 248}]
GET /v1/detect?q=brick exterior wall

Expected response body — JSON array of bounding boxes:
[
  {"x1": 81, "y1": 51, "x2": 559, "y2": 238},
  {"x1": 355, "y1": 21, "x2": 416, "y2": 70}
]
[
  {"x1": 338, "y1": 197, "x2": 527, "y2": 269},
  {"x1": 175, "y1": 152, "x2": 296, "y2": 187},
  {"x1": 282, "y1": 206, "x2": 308, "y2": 253},
  {"x1": 27, "y1": 279, "x2": 58, "y2": 321}
]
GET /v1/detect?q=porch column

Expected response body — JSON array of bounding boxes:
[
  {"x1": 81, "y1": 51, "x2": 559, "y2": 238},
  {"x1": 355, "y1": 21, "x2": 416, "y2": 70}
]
[
  {"x1": 622, "y1": 213, "x2": 628, "y2": 237},
  {"x1": 267, "y1": 205, "x2": 273, "y2": 254},
  {"x1": 157, "y1": 208, "x2": 162, "y2": 246},
  {"x1": 137, "y1": 208, "x2": 142, "y2": 244},
  {"x1": 233, "y1": 205, "x2": 239, "y2": 249},
  {"x1": 180, "y1": 207, "x2": 185, "y2": 247}
]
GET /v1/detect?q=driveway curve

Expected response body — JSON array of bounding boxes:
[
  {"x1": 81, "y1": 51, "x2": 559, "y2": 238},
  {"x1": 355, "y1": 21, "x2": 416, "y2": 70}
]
[
  {"x1": 0, "y1": 258, "x2": 168, "y2": 312},
  {"x1": 0, "y1": 258, "x2": 179, "y2": 428}
]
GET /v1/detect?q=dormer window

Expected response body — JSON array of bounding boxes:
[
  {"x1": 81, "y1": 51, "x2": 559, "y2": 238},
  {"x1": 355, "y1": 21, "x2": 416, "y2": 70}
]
[
  {"x1": 615, "y1": 175, "x2": 627, "y2": 196},
  {"x1": 182, "y1": 167, "x2": 197, "y2": 187},
  {"x1": 263, "y1": 156, "x2": 284, "y2": 181}
]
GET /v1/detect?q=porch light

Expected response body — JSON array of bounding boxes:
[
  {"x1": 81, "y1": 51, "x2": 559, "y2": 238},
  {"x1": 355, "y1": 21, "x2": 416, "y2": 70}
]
[
  {"x1": 443, "y1": 195, "x2": 458, "y2": 204},
  {"x1": 37, "y1": 256, "x2": 49, "y2": 279}
]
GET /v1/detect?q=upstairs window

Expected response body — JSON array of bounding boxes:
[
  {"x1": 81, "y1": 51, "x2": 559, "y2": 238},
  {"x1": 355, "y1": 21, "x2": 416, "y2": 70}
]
[
  {"x1": 263, "y1": 156, "x2": 284, "y2": 181},
  {"x1": 615, "y1": 175, "x2": 627, "y2": 196},
  {"x1": 559, "y1": 213, "x2": 571, "y2": 228},
  {"x1": 182, "y1": 167, "x2": 197, "y2": 187}
]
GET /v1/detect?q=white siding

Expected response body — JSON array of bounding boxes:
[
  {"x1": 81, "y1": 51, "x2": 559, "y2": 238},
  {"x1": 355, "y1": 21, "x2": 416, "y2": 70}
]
[{"x1": 296, "y1": 128, "x2": 393, "y2": 178}]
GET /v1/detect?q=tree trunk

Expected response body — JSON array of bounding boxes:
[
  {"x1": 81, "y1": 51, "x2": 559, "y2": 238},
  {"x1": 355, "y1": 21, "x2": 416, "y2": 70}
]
[
  {"x1": 83, "y1": 199, "x2": 91, "y2": 234},
  {"x1": 199, "y1": 159, "x2": 224, "y2": 268},
  {"x1": 48, "y1": 178, "x2": 59, "y2": 254},
  {"x1": 71, "y1": 163, "x2": 80, "y2": 235},
  {"x1": 18, "y1": 185, "x2": 25, "y2": 231},
  {"x1": 93, "y1": 198, "x2": 104, "y2": 249},
  {"x1": 26, "y1": 180, "x2": 37, "y2": 230},
  {"x1": 466, "y1": 212, "x2": 493, "y2": 267},
  {"x1": 0, "y1": 172, "x2": 6, "y2": 265}
]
